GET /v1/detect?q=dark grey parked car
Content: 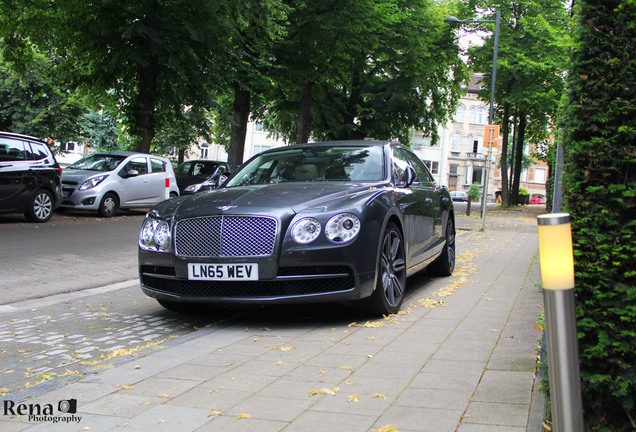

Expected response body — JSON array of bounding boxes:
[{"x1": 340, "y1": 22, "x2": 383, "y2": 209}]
[
  {"x1": 174, "y1": 160, "x2": 237, "y2": 195},
  {"x1": 0, "y1": 131, "x2": 62, "y2": 222},
  {"x1": 139, "y1": 141, "x2": 455, "y2": 315}
]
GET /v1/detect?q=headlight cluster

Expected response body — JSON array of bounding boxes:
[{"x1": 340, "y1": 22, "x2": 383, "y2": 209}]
[
  {"x1": 139, "y1": 219, "x2": 171, "y2": 252},
  {"x1": 291, "y1": 213, "x2": 360, "y2": 245},
  {"x1": 79, "y1": 175, "x2": 107, "y2": 190}
]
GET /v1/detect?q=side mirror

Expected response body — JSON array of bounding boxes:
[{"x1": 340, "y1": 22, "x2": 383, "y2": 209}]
[
  {"x1": 404, "y1": 166, "x2": 416, "y2": 187},
  {"x1": 126, "y1": 169, "x2": 139, "y2": 178},
  {"x1": 216, "y1": 173, "x2": 230, "y2": 188}
]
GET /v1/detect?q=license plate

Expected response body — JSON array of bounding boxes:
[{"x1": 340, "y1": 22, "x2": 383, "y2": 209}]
[{"x1": 187, "y1": 263, "x2": 258, "y2": 281}]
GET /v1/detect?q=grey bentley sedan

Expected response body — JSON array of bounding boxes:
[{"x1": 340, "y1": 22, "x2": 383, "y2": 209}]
[{"x1": 139, "y1": 141, "x2": 455, "y2": 315}]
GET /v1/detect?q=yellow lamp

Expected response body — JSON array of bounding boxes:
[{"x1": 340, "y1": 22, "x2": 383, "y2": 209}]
[{"x1": 537, "y1": 213, "x2": 575, "y2": 290}]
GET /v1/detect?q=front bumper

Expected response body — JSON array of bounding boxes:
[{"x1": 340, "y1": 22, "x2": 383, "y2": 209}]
[
  {"x1": 138, "y1": 242, "x2": 378, "y2": 305},
  {"x1": 59, "y1": 187, "x2": 102, "y2": 210}
]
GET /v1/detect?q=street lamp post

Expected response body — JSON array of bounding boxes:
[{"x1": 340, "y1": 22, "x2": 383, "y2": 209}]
[{"x1": 444, "y1": 11, "x2": 501, "y2": 230}]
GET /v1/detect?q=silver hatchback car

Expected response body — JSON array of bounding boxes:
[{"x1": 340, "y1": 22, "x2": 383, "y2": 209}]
[{"x1": 60, "y1": 151, "x2": 179, "y2": 217}]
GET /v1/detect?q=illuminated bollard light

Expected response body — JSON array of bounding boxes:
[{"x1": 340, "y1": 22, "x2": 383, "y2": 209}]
[{"x1": 537, "y1": 213, "x2": 584, "y2": 431}]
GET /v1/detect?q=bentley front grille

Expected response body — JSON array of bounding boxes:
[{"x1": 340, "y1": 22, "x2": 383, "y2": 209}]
[{"x1": 174, "y1": 215, "x2": 277, "y2": 257}]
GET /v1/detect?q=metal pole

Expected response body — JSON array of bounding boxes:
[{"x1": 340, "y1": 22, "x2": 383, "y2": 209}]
[
  {"x1": 552, "y1": 130, "x2": 565, "y2": 213},
  {"x1": 543, "y1": 289, "x2": 585, "y2": 431},
  {"x1": 480, "y1": 10, "x2": 500, "y2": 229}
]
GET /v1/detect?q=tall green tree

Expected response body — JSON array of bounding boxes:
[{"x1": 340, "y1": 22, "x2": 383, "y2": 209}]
[
  {"x1": 0, "y1": 50, "x2": 86, "y2": 142},
  {"x1": 1, "y1": 0, "x2": 233, "y2": 154},
  {"x1": 80, "y1": 111, "x2": 120, "y2": 152},
  {"x1": 469, "y1": 0, "x2": 569, "y2": 206},
  {"x1": 258, "y1": 0, "x2": 467, "y2": 146},
  {"x1": 560, "y1": 0, "x2": 636, "y2": 429}
]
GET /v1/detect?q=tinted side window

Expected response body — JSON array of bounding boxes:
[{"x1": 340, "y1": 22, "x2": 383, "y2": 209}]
[
  {"x1": 124, "y1": 157, "x2": 149, "y2": 175},
  {"x1": 390, "y1": 147, "x2": 409, "y2": 186},
  {"x1": 26, "y1": 142, "x2": 50, "y2": 161},
  {"x1": 0, "y1": 138, "x2": 26, "y2": 162},
  {"x1": 150, "y1": 158, "x2": 166, "y2": 173},
  {"x1": 401, "y1": 148, "x2": 435, "y2": 184}
]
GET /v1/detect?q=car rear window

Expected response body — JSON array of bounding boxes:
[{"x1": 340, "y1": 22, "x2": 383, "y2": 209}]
[
  {"x1": 151, "y1": 158, "x2": 166, "y2": 173},
  {"x1": 26, "y1": 142, "x2": 50, "y2": 161},
  {"x1": 0, "y1": 138, "x2": 27, "y2": 162}
]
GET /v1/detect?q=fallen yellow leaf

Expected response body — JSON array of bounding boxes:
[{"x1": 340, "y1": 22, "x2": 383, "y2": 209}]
[
  {"x1": 347, "y1": 394, "x2": 360, "y2": 403},
  {"x1": 157, "y1": 394, "x2": 170, "y2": 398},
  {"x1": 236, "y1": 413, "x2": 252, "y2": 419},
  {"x1": 273, "y1": 362, "x2": 285, "y2": 366},
  {"x1": 375, "y1": 425, "x2": 400, "y2": 432},
  {"x1": 263, "y1": 345, "x2": 296, "y2": 351},
  {"x1": 372, "y1": 394, "x2": 387, "y2": 400},
  {"x1": 308, "y1": 387, "x2": 340, "y2": 396}
]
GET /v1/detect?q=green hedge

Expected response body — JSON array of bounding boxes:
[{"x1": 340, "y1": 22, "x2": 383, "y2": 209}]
[{"x1": 560, "y1": 1, "x2": 636, "y2": 430}]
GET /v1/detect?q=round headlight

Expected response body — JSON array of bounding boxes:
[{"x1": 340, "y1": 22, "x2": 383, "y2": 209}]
[
  {"x1": 140, "y1": 219, "x2": 158, "y2": 247},
  {"x1": 153, "y1": 221, "x2": 171, "y2": 250},
  {"x1": 326, "y1": 213, "x2": 360, "y2": 243},
  {"x1": 291, "y1": 218, "x2": 321, "y2": 244}
]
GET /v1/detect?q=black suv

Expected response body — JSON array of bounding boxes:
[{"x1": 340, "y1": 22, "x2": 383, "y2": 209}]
[{"x1": 0, "y1": 131, "x2": 63, "y2": 222}]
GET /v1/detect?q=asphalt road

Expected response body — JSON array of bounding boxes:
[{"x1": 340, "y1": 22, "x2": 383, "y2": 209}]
[{"x1": 0, "y1": 210, "x2": 147, "y2": 305}]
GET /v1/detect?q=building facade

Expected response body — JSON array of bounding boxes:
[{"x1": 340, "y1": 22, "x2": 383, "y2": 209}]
[{"x1": 411, "y1": 73, "x2": 548, "y2": 202}]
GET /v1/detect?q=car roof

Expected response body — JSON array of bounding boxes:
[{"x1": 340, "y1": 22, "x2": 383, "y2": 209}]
[
  {"x1": 0, "y1": 131, "x2": 48, "y2": 144},
  {"x1": 90, "y1": 151, "x2": 170, "y2": 161},
  {"x1": 259, "y1": 140, "x2": 392, "y2": 155},
  {"x1": 177, "y1": 160, "x2": 224, "y2": 165}
]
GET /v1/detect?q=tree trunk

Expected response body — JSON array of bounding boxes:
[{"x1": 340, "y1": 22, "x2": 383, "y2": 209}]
[
  {"x1": 510, "y1": 111, "x2": 526, "y2": 205},
  {"x1": 296, "y1": 82, "x2": 314, "y2": 144},
  {"x1": 133, "y1": 61, "x2": 159, "y2": 153},
  {"x1": 227, "y1": 83, "x2": 251, "y2": 165},
  {"x1": 500, "y1": 103, "x2": 511, "y2": 206}
]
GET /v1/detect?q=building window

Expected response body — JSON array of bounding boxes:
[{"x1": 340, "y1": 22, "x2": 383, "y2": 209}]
[
  {"x1": 200, "y1": 147, "x2": 208, "y2": 159},
  {"x1": 423, "y1": 160, "x2": 439, "y2": 175},
  {"x1": 449, "y1": 164, "x2": 458, "y2": 174},
  {"x1": 60, "y1": 142, "x2": 75, "y2": 152},
  {"x1": 451, "y1": 133, "x2": 462, "y2": 152},
  {"x1": 469, "y1": 135, "x2": 484, "y2": 154},
  {"x1": 472, "y1": 166, "x2": 483, "y2": 185},
  {"x1": 471, "y1": 106, "x2": 488, "y2": 125},
  {"x1": 254, "y1": 122, "x2": 266, "y2": 132},
  {"x1": 534, "y1": 168, "x2": 547, "y2": 184},
  {"x1": 454, "y1": 105, "x2": 464, "y2": 123}
]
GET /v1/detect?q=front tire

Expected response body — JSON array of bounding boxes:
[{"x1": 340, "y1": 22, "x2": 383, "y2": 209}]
[
  {"x1": 428, "y1": 216, "x2": 456, "y2": 276},
  {"x1": 367, "y1": 222, "x2": 406, "y2": 316},
  {"x1": 98, "y1": 193, "x2": 119, "y2": 218},
  {"x1": 25, "y1": 189, "x2": 54, "y2": 223}
]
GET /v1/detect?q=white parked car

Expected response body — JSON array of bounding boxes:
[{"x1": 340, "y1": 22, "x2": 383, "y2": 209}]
[
  {"x1": 450, "y1": 191, "x2": 469, "y2": 202},
  {"x1": 60, "y1": 152, "x2": 179, "y2": 217}
]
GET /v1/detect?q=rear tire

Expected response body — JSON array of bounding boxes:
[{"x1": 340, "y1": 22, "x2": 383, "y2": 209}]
[
  {"x1": 98, "y1": 193, "x2": 119, "y2": 218},
  {"x1": 25, "y1": 189, "x2": 54, "y2": 223},
  {"x1": 366, "y1": 222, "x2": 406, "y2": 316},
  {"x1": 428, "y1": 216, "x2": 456, "y2": 276}
]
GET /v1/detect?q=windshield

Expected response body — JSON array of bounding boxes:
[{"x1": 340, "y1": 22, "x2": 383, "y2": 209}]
[
  {"x1": 67, "y1": 154, "x2": 126, "y2": 172},
  {"x1": 225, "y1": 145, "x2": 385, "y2": 187}
]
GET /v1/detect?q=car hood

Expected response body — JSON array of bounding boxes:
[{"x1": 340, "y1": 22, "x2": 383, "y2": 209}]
[
  {"x1": 61, "y1": 169, "x2": 112, "y2": 183},
  {"x1": 154, "y1": 182, "x2": 386, "y2": 219}
]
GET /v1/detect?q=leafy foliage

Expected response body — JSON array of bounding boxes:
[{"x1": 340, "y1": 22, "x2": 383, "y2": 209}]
[
  {"x1": 80, "y1": 111, "x2": 120, "y2": 152},
  {"x1": 560, "y1": 1, "x2": 636, "y2": 429},
  {"x1": 469, "y1": 0, "x2": 569, "y2": 206},
  {"x1": 0, "y1": 50, "x2": 86, "y2": 141},
  {"x1": 256, "y1": 0, "x2": 467, "y2": 145}
]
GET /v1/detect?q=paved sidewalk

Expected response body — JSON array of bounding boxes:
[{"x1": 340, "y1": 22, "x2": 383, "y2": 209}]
[{"x1": 1, "y1": 208, "x2": 546, "y2": 432}]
